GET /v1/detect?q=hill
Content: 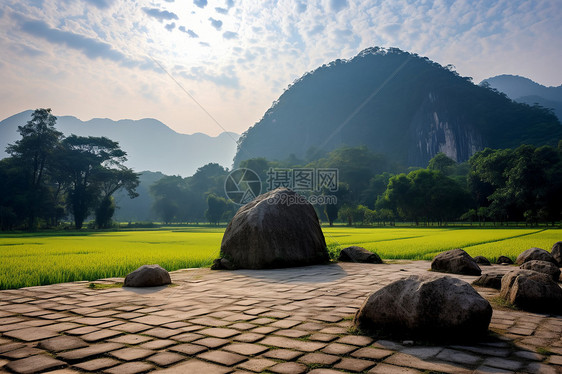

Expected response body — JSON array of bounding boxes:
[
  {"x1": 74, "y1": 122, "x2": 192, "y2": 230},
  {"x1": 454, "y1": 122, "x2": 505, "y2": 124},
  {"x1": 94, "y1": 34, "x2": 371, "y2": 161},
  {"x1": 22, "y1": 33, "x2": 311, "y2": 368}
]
[
  {"x1": 0, "y1": 111, "x2": 239, "y2": 176},
  {"x1": 481, "y1": 74, "x2": 562, "y2": 121},
  {"x1": 234, "y1": 47, "x2": 561, "y2": 167}
]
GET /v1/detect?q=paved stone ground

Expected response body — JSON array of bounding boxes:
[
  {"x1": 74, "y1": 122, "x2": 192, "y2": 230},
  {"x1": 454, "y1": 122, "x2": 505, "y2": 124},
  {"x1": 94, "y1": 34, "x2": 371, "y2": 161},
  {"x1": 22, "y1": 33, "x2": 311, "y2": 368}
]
[{"x1": 1, "y1": 261, "x2": 561, "y2": 373}]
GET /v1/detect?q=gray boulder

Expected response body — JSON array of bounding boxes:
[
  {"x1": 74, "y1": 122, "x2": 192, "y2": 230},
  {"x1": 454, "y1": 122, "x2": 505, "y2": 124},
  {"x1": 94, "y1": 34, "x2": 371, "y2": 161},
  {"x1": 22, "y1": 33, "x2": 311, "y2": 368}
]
[
  {"x1": 474, "y1": 256, "x2": 491, "y2": 266},
  {"x1": 520, "y1": 260, "x2": 561, "y2": 281},
  {"x1": 472, "y1": 272, "x2": 504, "y2": 289},
  {"x1": 500, "y1": 269, "x2": 562, "y2": 313},
  {"x1": 338, "y1": 246, "x2": 382, "y2": 264},
  {"x1": 515, "y1": 247, "x2": 557, "y2": 266},
  {"x1": 124, "y1": 265, "x2": 171, "y2": 287},
  {"x1": 355, "y1": 274, "x2": 492, "y2": 340},
  {"x1": 496, "y1": 256, "x2": 514, "y2": 265},
  {"x1": 551, "y1": 242, "x2": 562, "y2": 267},
  {"x1": 215, "y1": 188, "x2": 329, "y2": 269},
  {"x1": 431, "y1": 248, "x2": 481, "y2": 276}
]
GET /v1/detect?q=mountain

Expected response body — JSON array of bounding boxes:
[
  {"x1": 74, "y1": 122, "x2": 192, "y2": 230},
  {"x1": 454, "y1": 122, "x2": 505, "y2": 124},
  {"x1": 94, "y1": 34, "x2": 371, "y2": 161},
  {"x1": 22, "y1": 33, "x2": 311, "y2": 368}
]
[
  {"x1": 0, "y1": 111, "x2": 239, "y2": 176},
  {"x1": 234, "y1": 47, "x2": 562, "y2": 167},
  {"x1": 481, "y1": 74, "x2": 562, "y2": 121}
]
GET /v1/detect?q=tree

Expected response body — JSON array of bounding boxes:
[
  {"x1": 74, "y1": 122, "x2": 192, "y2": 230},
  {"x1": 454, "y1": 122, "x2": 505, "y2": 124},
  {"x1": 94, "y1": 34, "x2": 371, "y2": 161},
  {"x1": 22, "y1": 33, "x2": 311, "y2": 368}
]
[
  {"x1": 205, "y1": 193, "x2": 228, "y2": 225},
  {"x1": 58, "y1": 135, "x2": 137, "y2": 229},
  {"x1": 427, "y1": 152, "x2": 456, "y2": 175},
  {"x1": 6, "y1": 108, "x2": 63, "y2": 229},
  {"x1": 150, "y1": 176, "x2": 187, "y2": 224},
  {"x1": 95, "y1": 168, "x2": 140, "y2": 228}
]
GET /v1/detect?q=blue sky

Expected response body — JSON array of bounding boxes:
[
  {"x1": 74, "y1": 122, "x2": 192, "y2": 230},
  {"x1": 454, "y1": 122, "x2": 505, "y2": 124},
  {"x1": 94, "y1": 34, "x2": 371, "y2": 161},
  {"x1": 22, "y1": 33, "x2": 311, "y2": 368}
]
[{"x1": 0, "y1": 0, "x2": 561, "y2": 135}]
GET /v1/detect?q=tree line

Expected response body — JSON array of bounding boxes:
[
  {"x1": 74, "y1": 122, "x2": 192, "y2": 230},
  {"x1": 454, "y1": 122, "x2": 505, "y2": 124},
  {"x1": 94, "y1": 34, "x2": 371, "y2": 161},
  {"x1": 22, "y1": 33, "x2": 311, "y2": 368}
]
[
  {"x1": 233, "y1": 143, "x2": 562, "y2": 227},
  {"x1": 3, "y1": 110, "x2": 561, "y2": 229},
  {"x1": 0, "y1": 109, "x2": 139, "y2": 230}
]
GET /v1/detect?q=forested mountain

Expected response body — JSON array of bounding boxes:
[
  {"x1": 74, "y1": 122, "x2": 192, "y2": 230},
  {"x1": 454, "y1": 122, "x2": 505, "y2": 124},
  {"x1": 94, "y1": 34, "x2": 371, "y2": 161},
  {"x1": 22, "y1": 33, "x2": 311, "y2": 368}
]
[
  {"x1": 0, "y1": 111, "x2": 239, "y2": 176},
  {"x1": 481, "y1": 74, "x2": 562, "y2": 122},
  {"x1": 234, "y1": 47, "x2": 561, "y2": 167}
]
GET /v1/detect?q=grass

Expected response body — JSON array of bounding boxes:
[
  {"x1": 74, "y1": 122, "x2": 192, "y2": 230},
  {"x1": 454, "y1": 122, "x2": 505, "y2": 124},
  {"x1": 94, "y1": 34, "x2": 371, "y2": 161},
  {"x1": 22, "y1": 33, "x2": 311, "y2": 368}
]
[{"x1": 0, "y1": 226, "x2": 561, "y2": 290}]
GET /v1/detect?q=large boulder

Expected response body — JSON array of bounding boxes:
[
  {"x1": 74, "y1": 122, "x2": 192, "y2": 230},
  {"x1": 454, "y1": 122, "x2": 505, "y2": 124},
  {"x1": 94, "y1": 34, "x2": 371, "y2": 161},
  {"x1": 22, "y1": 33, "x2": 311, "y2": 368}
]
[
  {"x1": 124, "y1": 265, "x2": 171, "y2": 287},
  {"x1": 551, "y1": 242, "x2": 562, "y2": 267},
  {"x1": 214, "y1": 188, "x2": 329, "y2": 269},
  {"x1": 472, "y1": 272, "x2": 504, "y2": 290},
  {"x1": 338, "y1": 246, "x2": 382, "y2": 264},
  {"x1": 500, "y1": 269, "x2": 562, "y2": 313},
  {"x1": 431, "y1": 248, "x2": 481, "y2": 276},
  {"x1": 515, "y1": 247, "x2": 557, "y2": 266},
  {"x1": 496, "y1": 256, "x2": 514, "y2": 265},
  {"x1": 520, "y1": 260, "x2": 561, "y2": 282},
  {"x1": 355, "y1": 274, "x2": 492, "y2": 340}
]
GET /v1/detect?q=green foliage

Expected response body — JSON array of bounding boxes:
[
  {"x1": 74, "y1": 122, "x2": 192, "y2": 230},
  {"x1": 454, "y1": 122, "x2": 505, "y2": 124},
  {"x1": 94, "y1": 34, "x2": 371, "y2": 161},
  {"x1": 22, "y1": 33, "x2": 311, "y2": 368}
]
[
  {"x1": 468, "y1": 145, "x2": 562, "y2": 224},
  {"x1": 0, "y1": 109, "x2": 139, "y2": 230},
  {"x1": 205, "y1": 193, "x2": 228, "y2": 225}
]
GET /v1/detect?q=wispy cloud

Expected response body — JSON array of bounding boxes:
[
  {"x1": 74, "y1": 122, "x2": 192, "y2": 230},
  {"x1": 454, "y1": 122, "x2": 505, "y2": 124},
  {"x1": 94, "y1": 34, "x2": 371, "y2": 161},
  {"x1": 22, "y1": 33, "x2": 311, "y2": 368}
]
[
  {"x1": 193, "y1": 0, "x2": 207, "y2": 9},
  {"x1": 179, "y1": 26, "x2": 198, "y2": 38},
  {"x1": 209, "y1": 17, "x2": 222, "y2": 30},
  {"x1": 142, "y1": 7, "x2": 178, "y2": 22},
  {"x1": 223, "y1": 31, "x2": 238, "y2": 40}
]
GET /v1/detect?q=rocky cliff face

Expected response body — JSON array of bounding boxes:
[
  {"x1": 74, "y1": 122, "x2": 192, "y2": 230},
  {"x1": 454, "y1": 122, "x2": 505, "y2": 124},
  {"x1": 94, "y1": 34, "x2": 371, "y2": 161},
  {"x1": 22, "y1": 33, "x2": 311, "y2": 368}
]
[{"x1": 408, "y1": 92, "x2": 483, "y2": 166}]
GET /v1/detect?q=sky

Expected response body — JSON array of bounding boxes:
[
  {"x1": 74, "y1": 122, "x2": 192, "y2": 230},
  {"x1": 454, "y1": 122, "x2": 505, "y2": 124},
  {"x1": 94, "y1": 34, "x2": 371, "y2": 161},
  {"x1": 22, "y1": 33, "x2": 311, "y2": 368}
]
[{"x1": 0, "y1": 0, "x2": 561, "y2": 136}]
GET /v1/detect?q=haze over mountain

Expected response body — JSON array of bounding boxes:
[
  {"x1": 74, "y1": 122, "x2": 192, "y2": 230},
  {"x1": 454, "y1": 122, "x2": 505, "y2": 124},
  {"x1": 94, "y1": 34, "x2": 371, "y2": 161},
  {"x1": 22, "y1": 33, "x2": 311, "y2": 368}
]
[
  {"x1": 481, "y1": 74, "x2": 562, "y2": 122},
  {"x1": 0, "y1": 111, "x2": 239, "y2": 177},
  {"x1": 234, "y1": 47, "x2": 562, "y2": 167}
]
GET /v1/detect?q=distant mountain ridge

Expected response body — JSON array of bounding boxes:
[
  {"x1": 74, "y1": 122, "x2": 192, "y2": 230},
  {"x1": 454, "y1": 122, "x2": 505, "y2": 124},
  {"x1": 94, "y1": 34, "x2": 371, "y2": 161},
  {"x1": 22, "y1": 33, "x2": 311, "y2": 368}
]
[
  {"x1": 0, "y1": 111, "x2": 239, "y2": 176},
  {"x1": 481, "y1": 74, "x2": 562, "y2": 121},
  {"x1": 234, "y1": 47, "x2": 561, "y2": 167}
]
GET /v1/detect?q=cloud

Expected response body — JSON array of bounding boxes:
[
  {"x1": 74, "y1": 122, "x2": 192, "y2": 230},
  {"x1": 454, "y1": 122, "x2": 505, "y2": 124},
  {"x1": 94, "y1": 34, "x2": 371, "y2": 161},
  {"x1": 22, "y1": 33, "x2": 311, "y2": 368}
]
[
  {"x1": 179, "y1": 26, "x2": 198, "y2": 38},
  {"x1": 330, "y1": 0, "x2": 348, "y2": 13},
  {"x1": 209, "y1": 17, "x2": 223, "y2": 30},
  {"x1": 142, "y1": 7, "x2": 179, "y2": 21},
  {"x1": 223, "y1": 31, "x2": 238, "y2": 39},
  {"x1": 215, "y1": 7, "x2": 228, "y2": 15},
  {"x1": 165, "y1": 22, "x2": 176, "y2": 32},
  {"x1": 14, "y1": 15, "x2": 156, "y2": 71},
  {"x1": 194, "y1": 0, "x2": 207, "y2": 9},
  {"x1": 186, "y1": 66, "x2": 239, "y2": 89},
  {"x1": 200, "y1": 41, "x2": 210, "y2": 47},
  {"x1": 10, "y1": 43, "x2": 45, "y2": 57},
  {"x1": 86, "y1": 0, "x2": 115, "y2": 9}
]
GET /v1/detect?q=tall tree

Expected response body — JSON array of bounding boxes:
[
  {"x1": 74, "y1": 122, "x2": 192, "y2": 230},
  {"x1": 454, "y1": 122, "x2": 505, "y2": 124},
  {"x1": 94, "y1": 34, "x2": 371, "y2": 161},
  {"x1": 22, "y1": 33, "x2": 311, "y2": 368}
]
[
  {"x1": 58, "y1": 135, "x2": 136, "y2": 229},
  {"x1": 6, "y1": 108, "x2": 63, "y2": 229}
]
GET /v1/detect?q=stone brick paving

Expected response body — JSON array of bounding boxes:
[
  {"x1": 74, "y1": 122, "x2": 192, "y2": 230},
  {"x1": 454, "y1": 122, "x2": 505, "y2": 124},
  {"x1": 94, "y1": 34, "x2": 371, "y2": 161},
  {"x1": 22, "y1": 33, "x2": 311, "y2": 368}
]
[{"x1": 0, "y1": 261, "x2": 561, "y2": 373}]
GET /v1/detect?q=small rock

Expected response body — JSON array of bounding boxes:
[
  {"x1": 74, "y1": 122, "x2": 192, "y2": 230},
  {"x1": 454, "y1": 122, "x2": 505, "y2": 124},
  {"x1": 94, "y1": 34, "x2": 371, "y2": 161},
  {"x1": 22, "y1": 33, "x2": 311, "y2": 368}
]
[
  {"x1": 123, "y1": 264, "x2": 171, "y2": 287},
  {"x1": 431, "y1": 248, "x2": 481, "y2": 276},
  {"x1": 500, "y1": 269, "x2": 562, "y2": 313},
  {"x1": 474, "y1": 256, "x2": 491, "y2": 266},
  {"x1": 473, "y1": 272, "x2": 504, "y2": 289},
  {"x1": 355, "y1": 274, "x2": 492, "y2": 340},
  {"x1": 515, "y1": 247, "x2": 557, "y2": 266},
  {"x1": 496, "y1": 256, "x2": 514, "y2": 265},
  {"x1": 520, "y1": 260, "x2": 561, "y2": 281},
  {"x1": 338, "y1": 246, "x2": 383, "y2": 264},
  {"x1": 551, "y1": 242, "x2": 562, "y2": 267}
]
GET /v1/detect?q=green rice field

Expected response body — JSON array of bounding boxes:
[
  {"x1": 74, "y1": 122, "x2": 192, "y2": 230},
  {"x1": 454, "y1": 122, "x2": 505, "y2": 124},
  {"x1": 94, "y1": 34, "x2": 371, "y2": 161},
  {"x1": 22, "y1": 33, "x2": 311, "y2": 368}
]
[{"x1": 0, "y1": 227, "x2": 560, "y2": 290}]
